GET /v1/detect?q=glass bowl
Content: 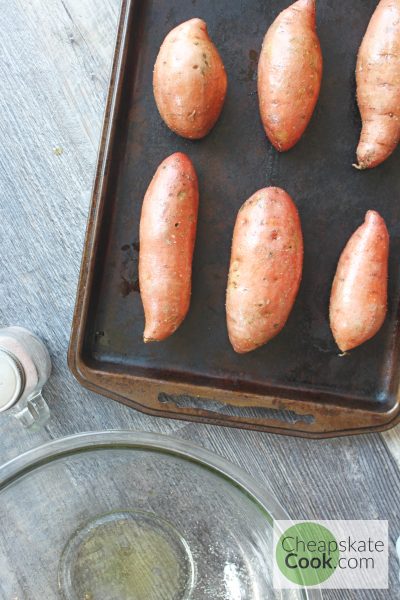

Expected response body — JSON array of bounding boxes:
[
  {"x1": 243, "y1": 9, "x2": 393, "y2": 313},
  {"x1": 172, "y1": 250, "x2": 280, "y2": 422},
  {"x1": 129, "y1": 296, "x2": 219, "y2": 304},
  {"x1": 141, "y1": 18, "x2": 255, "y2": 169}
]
[{"x1": 0, "y1": 431, "x2": 321, "y2": 599}]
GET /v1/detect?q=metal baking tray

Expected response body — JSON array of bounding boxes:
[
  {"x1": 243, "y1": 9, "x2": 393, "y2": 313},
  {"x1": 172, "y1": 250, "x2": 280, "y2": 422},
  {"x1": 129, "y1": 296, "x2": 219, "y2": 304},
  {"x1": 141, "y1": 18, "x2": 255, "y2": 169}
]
[{"x1": 68, "y1": 0, "x2": 400, "y2": 437}]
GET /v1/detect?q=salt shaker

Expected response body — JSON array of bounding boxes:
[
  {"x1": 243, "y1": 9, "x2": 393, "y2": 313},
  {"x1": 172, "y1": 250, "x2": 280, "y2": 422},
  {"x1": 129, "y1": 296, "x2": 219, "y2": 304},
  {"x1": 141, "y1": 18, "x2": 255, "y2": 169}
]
[{"x1": 0, "y1": 326, "x2": 51, "y2": 428}]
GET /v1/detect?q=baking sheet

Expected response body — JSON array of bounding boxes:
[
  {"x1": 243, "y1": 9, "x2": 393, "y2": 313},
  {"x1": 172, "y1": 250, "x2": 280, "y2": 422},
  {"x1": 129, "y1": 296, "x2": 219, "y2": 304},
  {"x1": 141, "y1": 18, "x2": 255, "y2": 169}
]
[{"x1": 69, "y1": 0, "x2": 400, "y2": 436}]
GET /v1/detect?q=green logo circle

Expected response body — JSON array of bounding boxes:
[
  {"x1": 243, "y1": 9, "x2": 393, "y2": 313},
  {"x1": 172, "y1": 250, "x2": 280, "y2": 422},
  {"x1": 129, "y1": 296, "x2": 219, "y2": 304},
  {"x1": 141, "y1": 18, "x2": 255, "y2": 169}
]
[{"x1": 276, "y1": 522, "x2": 339, "y2": 587}]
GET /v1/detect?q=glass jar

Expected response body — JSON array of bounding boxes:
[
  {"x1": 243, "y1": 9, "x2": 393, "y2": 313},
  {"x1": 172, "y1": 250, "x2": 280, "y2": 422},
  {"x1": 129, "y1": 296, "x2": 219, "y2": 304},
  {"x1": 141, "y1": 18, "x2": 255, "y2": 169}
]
[{"x1": 0, "y1": 326, "x2": 51, "y2": 428}]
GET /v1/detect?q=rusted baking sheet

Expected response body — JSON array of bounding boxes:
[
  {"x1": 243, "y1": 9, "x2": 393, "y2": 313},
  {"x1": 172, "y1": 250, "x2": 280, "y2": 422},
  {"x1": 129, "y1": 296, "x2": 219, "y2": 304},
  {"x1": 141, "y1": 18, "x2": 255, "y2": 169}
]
[{"x1": 69, "y1": 0, "x2": 400, "y2": 437}]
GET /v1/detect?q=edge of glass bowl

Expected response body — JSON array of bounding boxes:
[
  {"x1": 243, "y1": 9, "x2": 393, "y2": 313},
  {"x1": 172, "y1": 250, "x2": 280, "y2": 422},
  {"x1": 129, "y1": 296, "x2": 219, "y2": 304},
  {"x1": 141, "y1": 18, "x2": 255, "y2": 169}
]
[{"x1": 0, "y1": 430, "x2": 322, "y2": 599}]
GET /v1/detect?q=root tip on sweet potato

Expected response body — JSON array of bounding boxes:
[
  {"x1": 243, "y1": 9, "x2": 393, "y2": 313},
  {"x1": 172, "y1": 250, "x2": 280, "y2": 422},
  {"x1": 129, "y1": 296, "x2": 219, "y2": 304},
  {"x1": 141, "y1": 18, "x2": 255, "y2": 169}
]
[
  {"x1": 297, "y1": 0, "x2": 316, "y2": 11},
  {"x1": 143, "y1": 330, "x2": 160, "y2": 343},
  {"x1": 365, "y1": 210, "x2": 383, "y2": 226},
  {"x1": 232, "y1": 346, "x2": 250, "y2": 355},
  {"x1": 294, "y1": 0, "x2": 317, "y2": 24},
  {"x1": 188, "y1": 17, "x2": 207, "y2": 29}
]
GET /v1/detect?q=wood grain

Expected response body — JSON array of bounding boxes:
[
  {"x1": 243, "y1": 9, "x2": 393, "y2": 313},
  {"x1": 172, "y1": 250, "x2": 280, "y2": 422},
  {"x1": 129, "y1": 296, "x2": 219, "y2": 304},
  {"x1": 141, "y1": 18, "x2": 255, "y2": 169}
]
[
  {"x1": 383, "y1": 426, "x2": 400, "y2": 470},
  {"x1": 0, "y1": 1, "x2": 399, "y2": 598}
]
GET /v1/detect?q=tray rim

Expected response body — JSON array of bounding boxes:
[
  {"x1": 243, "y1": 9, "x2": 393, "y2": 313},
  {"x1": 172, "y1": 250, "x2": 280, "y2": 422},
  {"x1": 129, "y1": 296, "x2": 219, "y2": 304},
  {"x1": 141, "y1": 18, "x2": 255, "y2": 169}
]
[{"x1": 68, "y1": 0, "x2": 400, "y2": 438}]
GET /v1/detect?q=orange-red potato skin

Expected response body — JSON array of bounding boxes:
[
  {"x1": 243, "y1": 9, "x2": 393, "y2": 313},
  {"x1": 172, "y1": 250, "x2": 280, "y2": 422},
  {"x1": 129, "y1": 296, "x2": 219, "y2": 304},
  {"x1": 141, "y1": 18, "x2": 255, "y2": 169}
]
[
  {"x1": 330, "y1": 211, "x2": 389, "y2": 353},
  {"x1": 226, "y1": 187, "x2": 304, "y2": 354},
  {"x1": 139, "y1": 153, "x2": 199, "y2": 343},
  {"x1": 355, "y1": 0, "x2": 400, "y2": 170},
  {"x1": 258, "y1": 0, "x2": 322, "y2": 152},
  {"x1": 153, "y1": 18, "x2": 228, "y2": 140}
]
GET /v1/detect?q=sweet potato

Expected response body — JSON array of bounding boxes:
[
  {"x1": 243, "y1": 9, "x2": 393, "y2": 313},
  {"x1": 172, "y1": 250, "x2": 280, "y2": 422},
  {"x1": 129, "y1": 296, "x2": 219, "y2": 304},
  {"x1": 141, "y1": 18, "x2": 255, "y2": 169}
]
[
  {"x1": 355, "y1": 0, "x2": 400, "y2": 170},
  {"x1": 139, "y1": 153, "x2": 199, "y2": 342},
  {"x1": 153, "y1": 18, "x2": 228, "y2": 139},
  {"x1": 258, "y1": 0, "x2": 322, "y2": 152},
  {"x1": 226, "y1": 187, "x2": 303, "y2": 354},
  {"x1": 330, "y1": 211, "x2": 389, "y2": 352}
]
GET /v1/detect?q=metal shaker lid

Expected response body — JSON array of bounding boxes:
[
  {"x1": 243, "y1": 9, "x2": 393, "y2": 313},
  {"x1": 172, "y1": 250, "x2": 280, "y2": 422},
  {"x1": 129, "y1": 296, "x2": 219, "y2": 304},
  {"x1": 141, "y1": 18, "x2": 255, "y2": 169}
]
[{"x1": 0, "y1": 348, "x2": 24, "y2": 412}]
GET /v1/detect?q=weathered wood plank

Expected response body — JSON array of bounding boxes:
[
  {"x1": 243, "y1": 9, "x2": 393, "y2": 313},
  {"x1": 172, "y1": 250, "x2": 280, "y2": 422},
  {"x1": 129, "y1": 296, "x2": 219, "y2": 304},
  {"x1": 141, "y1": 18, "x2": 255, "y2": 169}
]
[{"x1": 382, "y1": 425, "x2": 400, "y2": 470}]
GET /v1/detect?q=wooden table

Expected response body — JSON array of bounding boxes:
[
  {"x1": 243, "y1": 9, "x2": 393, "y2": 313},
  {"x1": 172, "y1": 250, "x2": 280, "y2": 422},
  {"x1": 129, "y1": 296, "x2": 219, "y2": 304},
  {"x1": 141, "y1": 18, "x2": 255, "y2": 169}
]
[{"x1": 0, "y1": 1, "x2": 399, "y2": 598}]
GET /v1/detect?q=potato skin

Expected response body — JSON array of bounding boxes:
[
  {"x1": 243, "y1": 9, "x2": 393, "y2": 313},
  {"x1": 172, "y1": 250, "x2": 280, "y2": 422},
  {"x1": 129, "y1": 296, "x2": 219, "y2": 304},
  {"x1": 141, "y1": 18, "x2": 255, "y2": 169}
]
[
  {"x1": 153, "y1": 18, "x2": 228, "y2": 140},
  {"x1": 139, "y1": 153, "x2": 199, "y2": 343},
  {"x1": 258, "y1": 0, "x2": 322, "y2": 152},
  {"x1": 355, "y1": 0, "x2": 400, "y2": 170},
  {"x1": 330, "y1": 211, "x2": 389, "y2": 353},
  {"x1": 226, "y1": 187, "x2": 303, "y2": 354}
]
